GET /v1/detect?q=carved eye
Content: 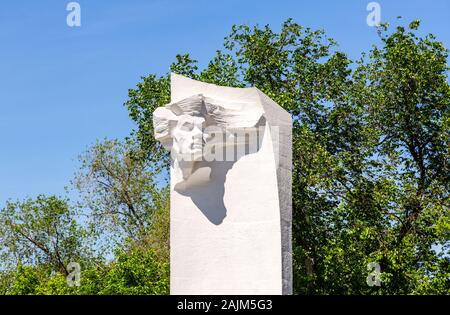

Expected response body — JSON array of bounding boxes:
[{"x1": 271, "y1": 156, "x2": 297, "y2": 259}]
[{"x1": 180, "y1": 121, "x2": 193, "y2": 131}]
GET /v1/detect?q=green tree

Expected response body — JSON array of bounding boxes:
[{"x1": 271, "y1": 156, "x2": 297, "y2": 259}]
[
  {"x1": 0, "y1": 191, "x2": 169, "y2": 295},
  {"x1": 0, "y1": 195, "x2": 90, "y2": 277},
  {"x1": 74, "y1": 138, "x2": 169, "y2": 247},
  {"x1": 84, "y1": 246, "x2": 169, "y2": 295},
  {"x1": 348, "y1": 20, "x2": 450, "y2": 294}
]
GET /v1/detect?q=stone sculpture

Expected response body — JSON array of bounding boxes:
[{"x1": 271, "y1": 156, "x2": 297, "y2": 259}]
[{"x1": 153, "y1": 73, "x2": 292, "y2": 295}]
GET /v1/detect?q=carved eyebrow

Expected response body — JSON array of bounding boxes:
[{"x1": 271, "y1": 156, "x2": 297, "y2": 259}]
[{"x1": 181, "y1": 121, "x2": 193, "y2": 128}]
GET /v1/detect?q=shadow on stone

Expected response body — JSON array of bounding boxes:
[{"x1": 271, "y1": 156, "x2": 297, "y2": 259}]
[
  {"x1": 176, "y1": 161, "x2": 235, "y2": 225},
  {"x1": 175, "y1": 121, "x2": 266, "y2": 225}
]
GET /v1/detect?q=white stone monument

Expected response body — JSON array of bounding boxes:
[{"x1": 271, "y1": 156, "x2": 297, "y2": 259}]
[{"x1": 153, "y1": 73, "x2": 292, "y2": 295}]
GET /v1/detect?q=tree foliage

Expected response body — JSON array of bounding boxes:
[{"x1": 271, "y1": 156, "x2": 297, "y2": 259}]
[
  {"x1": 74, "y1": 139, "x2": 168, "y2": 244},
  {"x1": 0, "y1": 196, "x2": 89, "y2": 276}
]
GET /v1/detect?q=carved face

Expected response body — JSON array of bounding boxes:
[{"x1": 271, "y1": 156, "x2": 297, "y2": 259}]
[
  {"x1": 172, "y1": 115, "x2": 206, "y2": 160},
  {"x1": 153, "y1": 93, "x2": 265, "y2": 188}
]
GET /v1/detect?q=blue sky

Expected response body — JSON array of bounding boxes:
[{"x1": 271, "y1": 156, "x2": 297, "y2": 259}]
[{"x1": 0, "y1": 0, "x2": 449, "y2": 205}]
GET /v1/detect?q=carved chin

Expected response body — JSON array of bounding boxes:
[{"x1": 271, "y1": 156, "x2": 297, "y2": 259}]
[
  {"x1": 174, "y1": 149, "x2": 203, "y2": 162},
  {"x1": 174, "y1": 166, "x2": 212, "y2": 192}
]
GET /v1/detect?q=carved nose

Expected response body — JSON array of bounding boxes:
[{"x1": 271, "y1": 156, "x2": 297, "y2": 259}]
[{"x1": 191, "y1": 126, "x2": 203, "y2": 137}]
